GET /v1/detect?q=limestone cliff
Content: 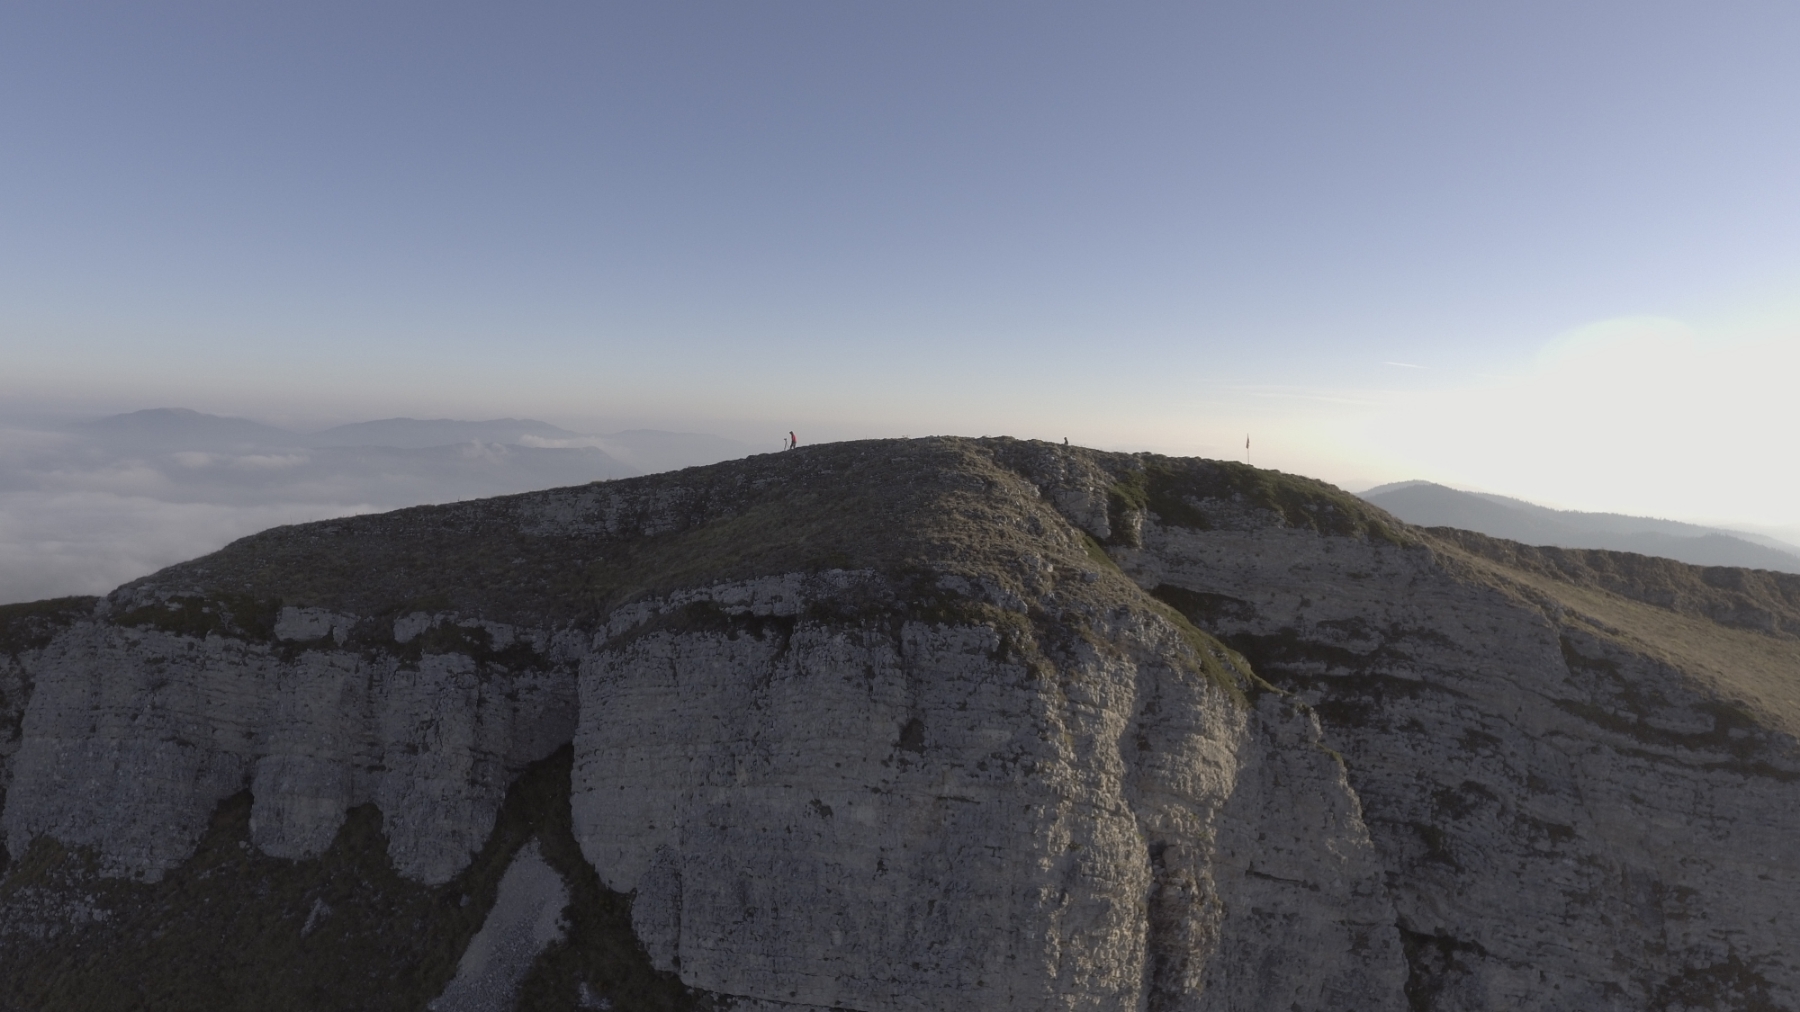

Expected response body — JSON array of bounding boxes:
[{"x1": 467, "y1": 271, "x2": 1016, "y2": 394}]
[{"x1": 0, "y1": 437, "x2": 1793, "y2": 1011}]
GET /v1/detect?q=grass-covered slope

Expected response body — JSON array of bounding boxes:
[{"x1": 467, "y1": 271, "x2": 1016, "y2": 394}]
[
  {"x1": 112, "y1": 438, "x2": 1091, "y2": 627},
  {"x1": 111, "y1": 438, "x2": 1412, "y2": 633},
  {"x1": 1427, "y1": 528, "x2": 1800, "y2": 739}
]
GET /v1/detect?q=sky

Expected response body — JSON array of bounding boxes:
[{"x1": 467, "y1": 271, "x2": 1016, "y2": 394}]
[{"x1": 3, "y1": 1, "x2": 1798, "y2": 528}]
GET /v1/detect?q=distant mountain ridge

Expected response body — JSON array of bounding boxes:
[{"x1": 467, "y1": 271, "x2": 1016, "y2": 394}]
[
  {"x1": 303, "y1": 417, "x2": 585, "y2": 449},
  {"x1": 1360, "y1": 481, "x2": 1800, "y2": 574},
  {"x1": 73, "y1": 407, "x2": 300, "y2": 450}
]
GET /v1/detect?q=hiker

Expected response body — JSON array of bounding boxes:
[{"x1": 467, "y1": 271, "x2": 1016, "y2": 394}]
[{"x1": 789, "y1": 431, "x2": 797, "y2": 449}]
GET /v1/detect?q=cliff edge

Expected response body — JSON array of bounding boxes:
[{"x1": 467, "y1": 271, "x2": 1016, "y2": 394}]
[{"x1": 0, "y1": 437, "x2": 1793, "y2": 1011}]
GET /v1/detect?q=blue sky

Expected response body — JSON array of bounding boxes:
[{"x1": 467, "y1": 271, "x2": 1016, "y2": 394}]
[{"x1": 3, "y1": 2, "x2": 1797, "y2": 523}]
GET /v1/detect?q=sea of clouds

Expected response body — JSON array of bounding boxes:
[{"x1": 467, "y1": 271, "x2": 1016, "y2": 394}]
[{"x1": 0, "y1": 411, "x2": 750, "y2": 604}]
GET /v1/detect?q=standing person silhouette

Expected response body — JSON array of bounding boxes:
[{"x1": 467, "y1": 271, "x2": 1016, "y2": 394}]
[{"x1": 789, "y1": 431, "x2": 797, "y2": 449}]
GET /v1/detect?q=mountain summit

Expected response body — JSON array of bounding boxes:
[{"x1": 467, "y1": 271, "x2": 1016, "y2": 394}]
[{"x1": 1, "y1": 438, "x2": 1795, "y2": 1010}]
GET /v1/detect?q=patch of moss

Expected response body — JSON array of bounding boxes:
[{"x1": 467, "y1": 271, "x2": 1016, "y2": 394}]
[
  {"x1": 1128, "y1": 454, "x2": 1406, "y2": 544},
  {"x1": 1552, "y1": 635, "x2": 1792, "y2": 777},
  {"x1": 1136, "y1": 594, "x2": 1269, "y2": 704},
  {"x1": 114, "y1": 592, "x2": 281, "y2": 642},
  {"x1": 1650, "y1": 952, "x2": 1781, "y2": 1012},
  {"x1": 1105, "y1": 470, "x2": 1149, "y2": 547},
  {"x1": 1080, "y1": 533, "x2": 1120, "y2": 572}
]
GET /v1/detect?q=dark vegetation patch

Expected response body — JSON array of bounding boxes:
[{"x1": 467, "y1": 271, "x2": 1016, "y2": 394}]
[
  {"x1": 1149, "y1": 584, "x2": 1256, "y2": 626},
  {"x1": 1210, "y1": 627, "x2": 1415, "y2": 685},
  {"x1": 0, "y1": 598, "x2": 97, "y2": 658},
  {"x1": 897, "y1": 717, "x2": 926, "y2": 753},
  {"x1": 602, "y1": 599, "x2": 800, "y2": 656},
  {"x1": 1431, "y1": 779, "x2": 1500, "y2": 822},
  {"x1": 1650, "y1": 952, "x2": 1781, "y2": 1012},
  {"x1": 401, "y1": 622, "x2": 549, "y2": 671},
  {"x1": 0, "y1": 747, "x2": 698, "y2": 1012},
  {"x1": 599, "y1": 575, "x2": 1041, "y2": 667},
  {"x1": 1554, "y1": 635, "x2": 1793, "y2": 776},
  {"x1": 1154, "y1": 610, "x2": 1458, "y2": 733},
  {"x1": 1142, "y1": 600, "x2": 1267, "y2": 704},
  {"x1": 1147, "y1": 586, "x2": 1450, "y2": 708},
  {"x1": 1404, "y1": 821, "x2": 1461, "y2": 872},
  {"x1": 1120, "y1": 454, "x2": 1407, "y2": 543},
  {"x1": 1396, "y1": 923, "x2": 1490, "y2": 1012},
  {"x1": 115, "y1": 592, "x2": 281, "y2": 642},
  {"x1": 1103, "y1": 469, "x2": 1148, "y2": 547}
]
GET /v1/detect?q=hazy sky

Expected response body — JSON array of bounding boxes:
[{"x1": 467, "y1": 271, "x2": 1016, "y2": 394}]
[{"x1": 3, "y1": 2, "x2": 1797, "y2": 525}]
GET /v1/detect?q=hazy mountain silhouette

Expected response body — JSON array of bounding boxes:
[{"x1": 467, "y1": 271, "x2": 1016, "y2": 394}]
[
  {"x1": 305, "y1": 417, "x2": 585, "y2": 449},
  {"x1": 1361, "y1": 481, "x2": 1800, "y2": 574},
  {"x1": 73, "y1": 407, "x2": 301, "y2": 450}
]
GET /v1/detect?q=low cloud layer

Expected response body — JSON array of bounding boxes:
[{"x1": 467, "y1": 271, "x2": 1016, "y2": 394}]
[
  {"x1": 0, "y1": 410, "x2": 751, "y2": 604},
  {"x1": 0, "y1": 491, "x2": 373, "y2": 604}
]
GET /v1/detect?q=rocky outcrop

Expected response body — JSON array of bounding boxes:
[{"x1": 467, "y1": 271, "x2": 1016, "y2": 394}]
[
  {"x1": 1119, "y1": 505, "x2": 1800, "y2": 1010},
  {"x1": 570, "y1": 575, "x2": 1255, "y2": 1011},
  {"x1": 0, "y1": 437, "x2": 1793, "y2": 1011},
  {"x1": 4, "y1": 613, "x2": 578, "y2": 882}
]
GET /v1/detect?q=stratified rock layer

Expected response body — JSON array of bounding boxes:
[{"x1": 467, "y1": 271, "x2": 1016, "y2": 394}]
[{"x1": 0, "y1": 437, "x2": 1794, "y2": 1011}]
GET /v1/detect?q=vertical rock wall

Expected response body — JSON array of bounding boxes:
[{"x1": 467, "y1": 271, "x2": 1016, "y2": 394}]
[
  {"x1": 568, "y1": 573, "x2": 1404, "y2": 1010},
  {"x1": 3, "y1": 613, "x2": 578, "y2": 883}
]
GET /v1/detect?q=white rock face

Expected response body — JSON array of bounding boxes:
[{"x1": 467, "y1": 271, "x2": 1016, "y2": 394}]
[
  {"x1": 1200, "y1": 695, "x2": 1408, "y2": 1010},
  {"x1": 568, "y1": 574, "x2": 1403, "y2": 1010},
  {"x1": 3, "y1": 619, "x2": 578, "y2": 882}
]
